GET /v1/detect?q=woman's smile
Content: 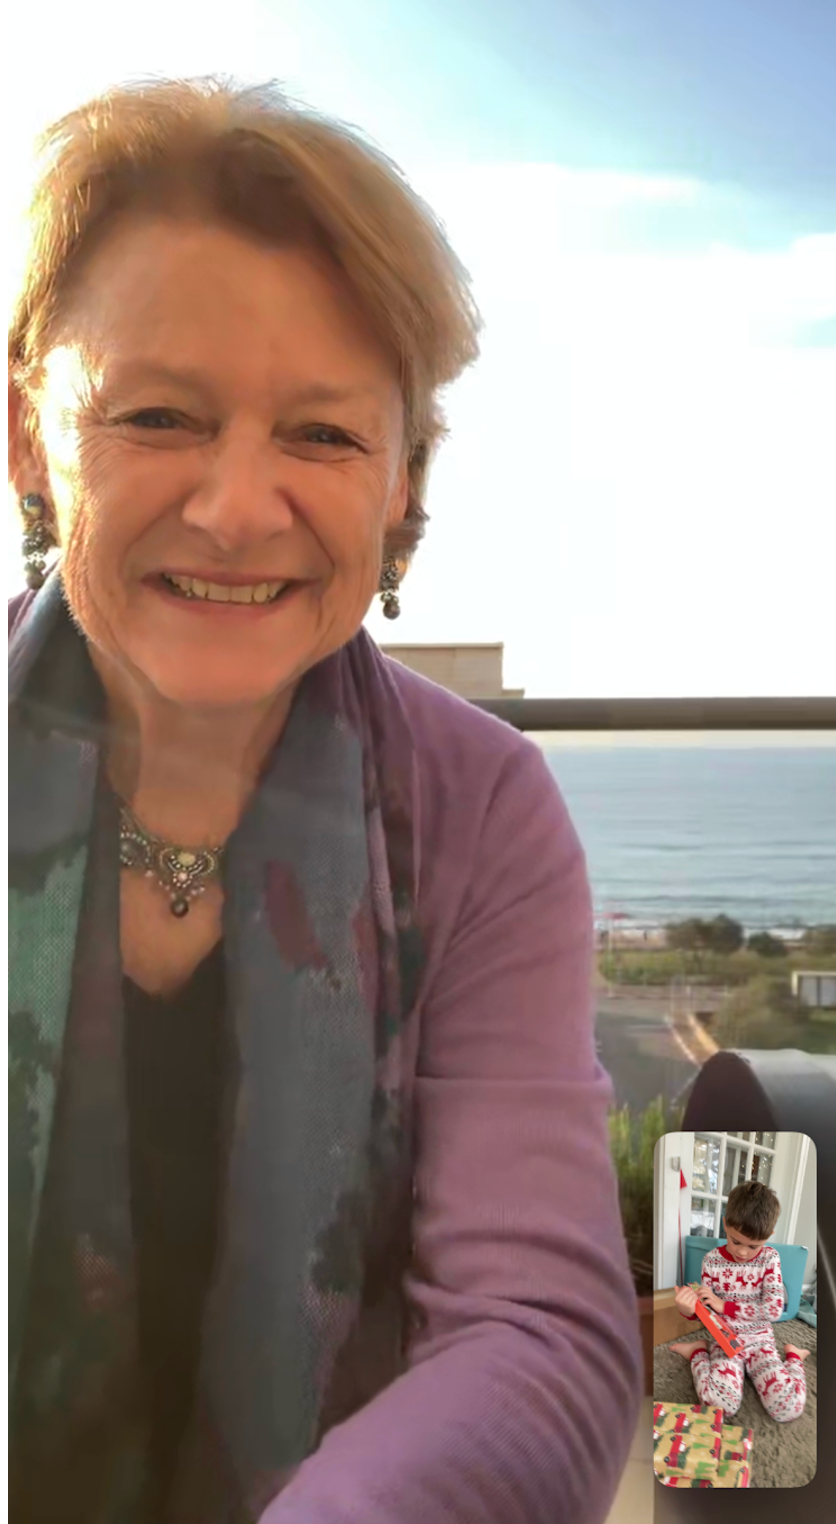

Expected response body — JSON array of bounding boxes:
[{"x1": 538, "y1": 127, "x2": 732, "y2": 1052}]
[{"x1": 149, "y1": 570, "x2": 311, "y2": 614}]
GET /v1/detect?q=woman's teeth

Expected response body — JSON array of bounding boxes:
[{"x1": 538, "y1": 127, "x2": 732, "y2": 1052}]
[{"x1": 162, "y1": 574, "x2": 288, "y2": 605}]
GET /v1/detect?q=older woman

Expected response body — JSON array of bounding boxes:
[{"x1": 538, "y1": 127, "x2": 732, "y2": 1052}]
[{"x1": 8, "y1": 77, "x2": 642, "y2": 1524}]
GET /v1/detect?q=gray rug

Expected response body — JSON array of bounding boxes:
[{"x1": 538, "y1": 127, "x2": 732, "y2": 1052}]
[{"x1": 653, "y1": 1318, "x2": 817, "y2": 1488}]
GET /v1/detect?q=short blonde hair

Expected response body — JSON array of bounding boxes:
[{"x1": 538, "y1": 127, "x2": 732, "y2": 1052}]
[{"x1": 8, "y1": 76, "x2": 482, "y2": 563}]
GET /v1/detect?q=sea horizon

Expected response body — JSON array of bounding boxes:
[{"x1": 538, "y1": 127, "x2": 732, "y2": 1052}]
[{"x1": 543, "y1": 744, "x2": 836, "y2": 933}]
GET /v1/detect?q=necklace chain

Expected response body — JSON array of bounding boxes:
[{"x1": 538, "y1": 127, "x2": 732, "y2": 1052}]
[{"x1": 118, "y1": 801, "x2": 225, "y2": 918}]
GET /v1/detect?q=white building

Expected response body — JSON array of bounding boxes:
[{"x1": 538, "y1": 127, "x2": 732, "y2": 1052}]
[
  {"x1": 791, "y1": 970, "x2": 836, "y2": 1010},
  {"x1": 380, "y1": 642, "x2": 524, "y2": 701}
]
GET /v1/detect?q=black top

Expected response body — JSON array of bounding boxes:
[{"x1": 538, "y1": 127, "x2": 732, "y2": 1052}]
[{"x1": 124, "y1": 940, "x2": 230, "y2": 1513}]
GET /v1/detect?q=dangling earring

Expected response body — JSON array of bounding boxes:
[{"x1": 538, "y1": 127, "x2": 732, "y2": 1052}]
[
  {"x1": 20, "y1": 493, "x2": 54, "y2": 590},
  {"x1": 379, "y1": 555, "x2": 401, "y2": 620}
]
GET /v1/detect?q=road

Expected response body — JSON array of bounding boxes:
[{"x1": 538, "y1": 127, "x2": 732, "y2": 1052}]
[{"x1": 595, "y1": 990, "x2": 700, "y2": 1114}]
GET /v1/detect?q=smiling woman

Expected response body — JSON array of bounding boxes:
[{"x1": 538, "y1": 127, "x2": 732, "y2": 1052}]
[
  {"x1": 26, "y1": 219, "x2": 415, "y2": 712},
  {"x1": 8, "y1": 76, "x2": 642, "y2": 1524}
]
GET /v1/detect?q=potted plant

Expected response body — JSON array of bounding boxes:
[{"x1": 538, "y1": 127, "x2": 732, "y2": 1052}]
[{"x1": 609, "y1": 1094, "x2": 684, "y2": 1392}]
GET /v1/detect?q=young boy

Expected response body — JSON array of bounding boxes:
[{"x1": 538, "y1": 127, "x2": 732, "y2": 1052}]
[{"x1": 669, "y1": 1180, "x2": 809, "y2": 1422}]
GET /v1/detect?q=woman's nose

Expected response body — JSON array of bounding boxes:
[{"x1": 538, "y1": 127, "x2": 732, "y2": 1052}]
[{"x1": 181, "y1": 440, "x2": 296, "y2": 550}]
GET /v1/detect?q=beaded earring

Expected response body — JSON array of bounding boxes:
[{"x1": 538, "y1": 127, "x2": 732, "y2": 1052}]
[
  {"x1": 379, "y1": 556, "x2": 401, "y2": 620},
  {"x1": 20, "y1": 494, "x2": 54, "y2": 590}
]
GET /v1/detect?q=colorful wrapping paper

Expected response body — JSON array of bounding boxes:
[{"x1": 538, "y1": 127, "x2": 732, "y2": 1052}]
[
  {"x1": 715, "y1": 1457, "x2": 752, "y2": 1489},
  {"x1": 721, "y1": 1424, "x2": 754, "y2": 1459},
  {"x1": 652, "y1": 1401, "x2": 722, "y2": 1435},
  {"x1": 653, "y1": 1405, "x2": 723, "y2": 1480},
  {"x1": 653, "y1": 1405, "x2": 753, "y2": 1488},
  {"x1": 715, "y1": 1424, "x2": 754, "y2": 1488}
]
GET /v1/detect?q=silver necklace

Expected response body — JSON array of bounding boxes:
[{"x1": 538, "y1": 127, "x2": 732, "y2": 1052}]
[{"x1": 118, "y1": 800, "x2": 225, "y2": 918}]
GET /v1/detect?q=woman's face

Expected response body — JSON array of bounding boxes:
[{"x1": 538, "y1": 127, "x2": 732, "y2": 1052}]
[{"x1": 13, "y1": 216, "x2": 408, "y2": 709}]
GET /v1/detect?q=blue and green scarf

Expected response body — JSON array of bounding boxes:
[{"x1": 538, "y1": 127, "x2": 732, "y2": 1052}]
[{"x1": 8, "y1": 574, "x2": 424, "y2": 1521}]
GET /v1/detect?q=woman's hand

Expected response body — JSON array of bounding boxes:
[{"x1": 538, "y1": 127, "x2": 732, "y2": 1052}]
[{"x1": 674, "y1": 1284, "x2": 699, "y2": 1316}]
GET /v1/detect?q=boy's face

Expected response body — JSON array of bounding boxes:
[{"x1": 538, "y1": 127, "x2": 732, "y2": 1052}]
[{"x1": 723, "y1": 1217, "x2": 769, "y2": 1262}]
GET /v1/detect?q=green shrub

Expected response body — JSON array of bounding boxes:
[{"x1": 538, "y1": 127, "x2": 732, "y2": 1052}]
[
  {"x1": 712, "y1": 976, "x2": 823, "y2": 1051},
  {"x1": 802, "y1": 924, "x2": 836, "y2": 957},
  {"x1": 609, "y1": 1095, "x2": 684, "y2": 1298},
  {"x1": 746, "y1": 932, "x2": 788, "y2": 958}
]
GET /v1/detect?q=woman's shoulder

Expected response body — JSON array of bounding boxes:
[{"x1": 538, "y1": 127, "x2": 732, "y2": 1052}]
[
  {"x1": 380, "y1": 651, "x2": 582, "y2": 894},
  {"x1": 382, "y1": 654, "x2": 592, "y2": 1035},
  {"x1": 381, "y1": 651, "x2": 559, "y2": 809},
  {"x1": 9, "y1": 588, "x2": 36, "y2": 638}
]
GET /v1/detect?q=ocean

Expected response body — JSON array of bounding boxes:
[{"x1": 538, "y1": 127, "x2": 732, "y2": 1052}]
[{"x1": 542, "y1": 746, "x2": 836, "y2": 933}]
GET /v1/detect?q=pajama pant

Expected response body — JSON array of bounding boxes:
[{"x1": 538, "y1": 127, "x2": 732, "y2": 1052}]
[{"x1": 690, "y1": 1333, "x2": 806, "y2": 1423}]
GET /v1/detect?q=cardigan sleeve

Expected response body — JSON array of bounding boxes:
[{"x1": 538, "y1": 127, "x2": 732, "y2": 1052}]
[{"x1": 262, "y1": 738, "x2": 643, "y2": 1524}]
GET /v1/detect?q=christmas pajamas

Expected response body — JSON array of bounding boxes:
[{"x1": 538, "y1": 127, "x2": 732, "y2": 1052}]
[{"x1": 684, "y1": 1244, "x2": 807, "y2": 1423}]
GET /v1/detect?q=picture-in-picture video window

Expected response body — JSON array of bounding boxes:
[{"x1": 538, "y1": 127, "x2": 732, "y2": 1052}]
[{"x1": 653, "y1": 1131, "x2": 817, "y2": 1489}]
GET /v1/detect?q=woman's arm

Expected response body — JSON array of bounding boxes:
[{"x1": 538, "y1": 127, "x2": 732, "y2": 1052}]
[{"x1": 263, "y1": 740, "x2": 643, "y2": 1523}]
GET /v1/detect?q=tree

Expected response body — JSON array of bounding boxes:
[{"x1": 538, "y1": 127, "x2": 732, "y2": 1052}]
[
  {"x1": 747, "y1": 932, "x2": 788, "y2": 959},
  {"x1": 665, "y1": 915, "x2": 744, "y2": 971},
  {"x1": 705, "y1": 915, "x2": 745, "y2": 956},
  {"x1": 666, "y1": 918, "x2": 710, "y2": 952},
  {"x1": 801, "y1": 924, "x2": 836, "y2": 957}
]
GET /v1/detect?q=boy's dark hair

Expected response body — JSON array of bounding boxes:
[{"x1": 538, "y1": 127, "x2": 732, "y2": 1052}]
[{"x1": 724, "y1": 1181, "x2": 781, "y2": 1240}]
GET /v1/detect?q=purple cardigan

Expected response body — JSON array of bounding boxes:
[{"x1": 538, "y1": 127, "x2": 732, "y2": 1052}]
[{"x1": 9, "y1": 591, "x2": 643, "y2": 1523}]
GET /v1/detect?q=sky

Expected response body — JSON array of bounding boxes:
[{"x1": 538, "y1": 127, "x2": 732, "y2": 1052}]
[{"x1": 4, "y1": 0, "x2": 835, "y2": 698}]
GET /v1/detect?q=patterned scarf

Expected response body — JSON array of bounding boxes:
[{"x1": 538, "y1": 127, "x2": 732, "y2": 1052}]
[{"x1": 8, "y1": 575, "x2": 425, "y2": 1521}]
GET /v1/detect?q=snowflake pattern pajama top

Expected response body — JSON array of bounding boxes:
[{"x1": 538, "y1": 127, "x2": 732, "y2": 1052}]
[{"x1": 685, "y1": 1245, "x2": 806, "y2": 1423}]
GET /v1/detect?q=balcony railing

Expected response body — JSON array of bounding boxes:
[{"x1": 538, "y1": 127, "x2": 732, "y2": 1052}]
[{"x1": 473, "y1": 696, "x2": 836, "y2": 732}]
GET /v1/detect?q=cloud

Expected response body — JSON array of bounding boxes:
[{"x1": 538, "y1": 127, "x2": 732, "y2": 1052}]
[
  {"x1": 413, "y1": 161, "x2": 706, "y2": 210},
  {"x1": 408, "y1": 164, "x2": 836, "y2": 348}
]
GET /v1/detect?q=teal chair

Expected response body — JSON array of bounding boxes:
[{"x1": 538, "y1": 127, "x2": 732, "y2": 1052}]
[{"x1": 682, "y1": 1236, "x2": 808, "y2": 1322}]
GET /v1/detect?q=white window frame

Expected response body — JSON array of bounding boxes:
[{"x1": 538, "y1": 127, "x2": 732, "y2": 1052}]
[
  {"x1": 655, "y1": 1131, "x2": 812, "y2": 1290},
  {"x1": 655, "y1": 1132, "x2": 695, "y2": 1289},
  {"x1": 688, "y1": 1132, "x2": 809, "y2": 1244}
]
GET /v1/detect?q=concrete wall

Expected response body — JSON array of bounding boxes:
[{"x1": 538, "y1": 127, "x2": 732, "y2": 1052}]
[{"x1": 381, "y1": 643, "x2": 522, "y2": 700}]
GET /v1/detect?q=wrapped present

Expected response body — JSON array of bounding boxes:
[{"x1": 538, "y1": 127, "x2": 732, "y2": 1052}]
[
  {"x1": 715, "y1": 1457, "x2": 751, "y2": 1488},
  {"x1": 691, "y1": 1404, "x2": 724, "y2": 1438},
  {"x1": 653, "y1": 1402, "x2": 721, "y2": 1436},
  {"x1": 720, "y1": 1423, "x2": 754, "y2": 1461},
  {"x1": 653, "y1": 1404, "x2": 732, "y2": 1486},
  {"x1": 656, "y1": 1457, "x2": 717, "y2": 1483},
  {"x1": 654, "y1": 1431, "x2": 721, "y2": 1481},
  {"x1": 653, "y1": 1403, "x2": 692, "y2": 1435},
  {"x1": 658, "y1": 1476, "x2": 714, "y2": 1487},
  {"x1": 715, "y1": 1422, "x2": 754, "y2": 1487},
  {"x1": 653, "y1": 1403, "x2": 754, "y2": 1488}
]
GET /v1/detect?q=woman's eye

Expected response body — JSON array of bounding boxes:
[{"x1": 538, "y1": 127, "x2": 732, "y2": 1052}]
[
  {"x1": 301, "y1": 424, "x2": 361, "y2": 449},
  {"x1": 124, "y1": 408, "x2": 184, "y2": 430}
]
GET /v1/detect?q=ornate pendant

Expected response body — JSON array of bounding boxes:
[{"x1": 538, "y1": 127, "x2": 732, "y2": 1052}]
[{"x1": 119, "y1": 805, "x2": 225, "y2": 916}]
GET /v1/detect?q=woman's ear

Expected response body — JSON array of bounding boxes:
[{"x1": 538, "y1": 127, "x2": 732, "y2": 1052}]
[
  {"x1": 385, "y1": 453, "x2": 409, "y2": 532},
  {"x1": 8, "y1": 381, "x2": 49, "y2": 502}
]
